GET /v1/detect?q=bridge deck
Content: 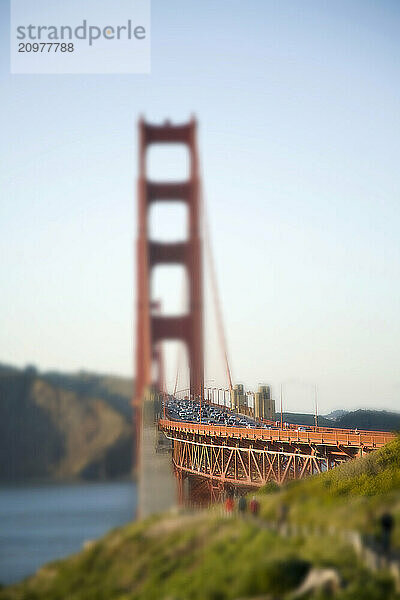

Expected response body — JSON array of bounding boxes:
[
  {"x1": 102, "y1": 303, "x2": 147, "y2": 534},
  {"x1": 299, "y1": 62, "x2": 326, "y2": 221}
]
[{"x1": 159, "y1": 418, "x2": 395, "y2": 450}]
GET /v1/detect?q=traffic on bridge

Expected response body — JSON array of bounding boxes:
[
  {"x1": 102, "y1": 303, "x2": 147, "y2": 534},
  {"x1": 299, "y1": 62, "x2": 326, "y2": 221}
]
[{"x1": 165, "y1": 396, "x2": 260, "y2": 429}]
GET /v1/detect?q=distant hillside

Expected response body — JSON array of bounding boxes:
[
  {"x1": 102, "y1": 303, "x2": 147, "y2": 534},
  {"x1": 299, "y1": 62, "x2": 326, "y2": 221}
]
[
  {"x1": 324, "y1": 409, "x2": 348, "y2": 420},
  {"x1": 335, "y1": 409, "x2": 400, "y2": 432},
  {"x1": 0, "y1": 364, "x2": 134, "y2": 482},
  {"x1": 283, "y1": 409, "x2": 399, "y2": 432},
  {"x1": 282, "y1": 412, "x2": 333, "y2": 427},
  {"x1": 42, "y1": 369, "x2": 133, "y2": 420}
]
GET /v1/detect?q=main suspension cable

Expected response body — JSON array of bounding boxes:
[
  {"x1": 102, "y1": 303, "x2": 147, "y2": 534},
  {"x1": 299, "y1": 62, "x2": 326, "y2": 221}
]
[{"x1": 201, "y1": 185, "x2": 233, "y2": 391}]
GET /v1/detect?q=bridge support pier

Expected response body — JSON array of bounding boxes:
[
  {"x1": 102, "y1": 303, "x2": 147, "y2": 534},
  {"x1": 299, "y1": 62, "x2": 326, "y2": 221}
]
[
  {"x1": 137, "y1": 389, "x2": 176, "y2": 518},
  {"x1": 175, "y1": 469, "x2": 186, "y2": 506}
]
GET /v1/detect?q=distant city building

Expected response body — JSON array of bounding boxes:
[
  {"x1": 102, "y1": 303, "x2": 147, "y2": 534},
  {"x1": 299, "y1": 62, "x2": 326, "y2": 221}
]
[
  {"x1": 231, "y1": 383, "x2": 275, "y2": 420},
  {"x1": 231, "y1": 384, "x2": 246, "y2": 412},
  {"x1": 254, "y1": 385, "x2": 275, "y2": 420}
]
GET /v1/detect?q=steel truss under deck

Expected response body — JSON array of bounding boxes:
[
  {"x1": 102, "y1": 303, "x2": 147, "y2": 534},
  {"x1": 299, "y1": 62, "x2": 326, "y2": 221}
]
[{"x1": 166, "y1": 432, "x2": 343, "y2": 488}]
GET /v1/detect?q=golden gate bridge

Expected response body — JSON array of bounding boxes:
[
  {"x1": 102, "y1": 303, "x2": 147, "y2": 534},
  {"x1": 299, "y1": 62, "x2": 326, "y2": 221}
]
[{"x1": 133, "y1": 118, "x2": 394, "y2": 517}]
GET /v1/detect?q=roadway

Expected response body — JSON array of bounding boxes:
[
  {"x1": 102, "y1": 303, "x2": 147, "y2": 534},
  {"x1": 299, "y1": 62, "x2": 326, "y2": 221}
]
[{"x1": 162, "y1": 396, "x2": 395, "y2": 452}]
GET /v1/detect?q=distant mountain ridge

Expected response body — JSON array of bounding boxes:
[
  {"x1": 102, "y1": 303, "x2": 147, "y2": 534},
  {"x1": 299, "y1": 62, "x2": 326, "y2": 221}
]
[
  {"x1": 283, "y1": 409, "x2": 400, "y2": 432},
  {"x1": 324, "y1": 409, "x2": 348, "y2": 420},
  {"x1": 0, "y1": 363, "x2": 134, "y2": 482},
  {"x1": 42, "y1": 369, "x2": 133, "y2": 420},
  {"x1": 333, "y1": 409, "x2": 400, "y2": 432}
]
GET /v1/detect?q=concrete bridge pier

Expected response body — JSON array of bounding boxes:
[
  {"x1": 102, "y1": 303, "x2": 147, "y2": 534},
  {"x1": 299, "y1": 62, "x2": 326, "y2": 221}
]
[{"x1": 137, "y1": 388, "x2": 176, "y2": 518}]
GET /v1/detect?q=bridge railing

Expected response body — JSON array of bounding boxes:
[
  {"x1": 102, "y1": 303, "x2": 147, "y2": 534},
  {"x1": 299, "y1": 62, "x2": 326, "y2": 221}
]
[{"x1": 261, "y1": 418, "x2": 394, "y2": 438}]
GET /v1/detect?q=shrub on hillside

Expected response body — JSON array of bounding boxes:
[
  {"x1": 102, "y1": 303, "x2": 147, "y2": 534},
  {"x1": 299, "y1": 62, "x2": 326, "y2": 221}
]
[{"x1": 261, "y1": 481, "x2": 280, "y2": 495}]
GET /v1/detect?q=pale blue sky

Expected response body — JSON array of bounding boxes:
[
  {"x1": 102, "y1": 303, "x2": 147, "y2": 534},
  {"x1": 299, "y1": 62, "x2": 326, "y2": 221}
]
[{"x1": 1, "y1": 0, "x2": 399, "y2": 413}]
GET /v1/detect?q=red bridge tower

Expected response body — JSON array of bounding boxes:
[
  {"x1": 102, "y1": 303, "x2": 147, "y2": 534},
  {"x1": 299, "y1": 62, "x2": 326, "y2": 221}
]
[
  {"x1": 135, "y1": 118, "x2": 204, "y2": 405},
  {"x1": 134, "y1": 118, "x2": 204, "y2": 516}
]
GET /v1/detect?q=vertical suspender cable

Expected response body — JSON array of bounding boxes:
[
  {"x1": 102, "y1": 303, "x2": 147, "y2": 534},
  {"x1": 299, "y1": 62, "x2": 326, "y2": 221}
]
[
  {"x1": 173, "y1": 277, "x2": 187, "y2": 397},
  {"x1": 173, "y1": 353, "x2": 180, "y2": 397}
]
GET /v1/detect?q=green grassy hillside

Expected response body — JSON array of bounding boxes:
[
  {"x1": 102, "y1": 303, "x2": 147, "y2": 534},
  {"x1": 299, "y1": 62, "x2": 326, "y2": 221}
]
[
  {"x1": 258, "y1": 435, "x2": 400, "y2": 545},
  {"x1": 2, "y1": 437, "x2": 400, "y2": 600}
]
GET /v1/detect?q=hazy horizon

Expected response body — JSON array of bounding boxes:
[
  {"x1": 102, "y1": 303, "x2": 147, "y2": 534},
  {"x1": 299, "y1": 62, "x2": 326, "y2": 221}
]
[{"x1": 1, "y1": 0, "x2": 399, "y2": 414}]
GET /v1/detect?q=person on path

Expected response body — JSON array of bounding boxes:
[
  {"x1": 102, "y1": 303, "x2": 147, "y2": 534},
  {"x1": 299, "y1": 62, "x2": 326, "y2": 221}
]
[
  {"x1": 225, "y1": 494, "x2": 235, "y2": 515},
  {"x1": 238, "y1": 495, "x2": 247, "y2": 515},
  {"x1": 249, "y1": 496, "x2": 260, "y2": 517}
]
